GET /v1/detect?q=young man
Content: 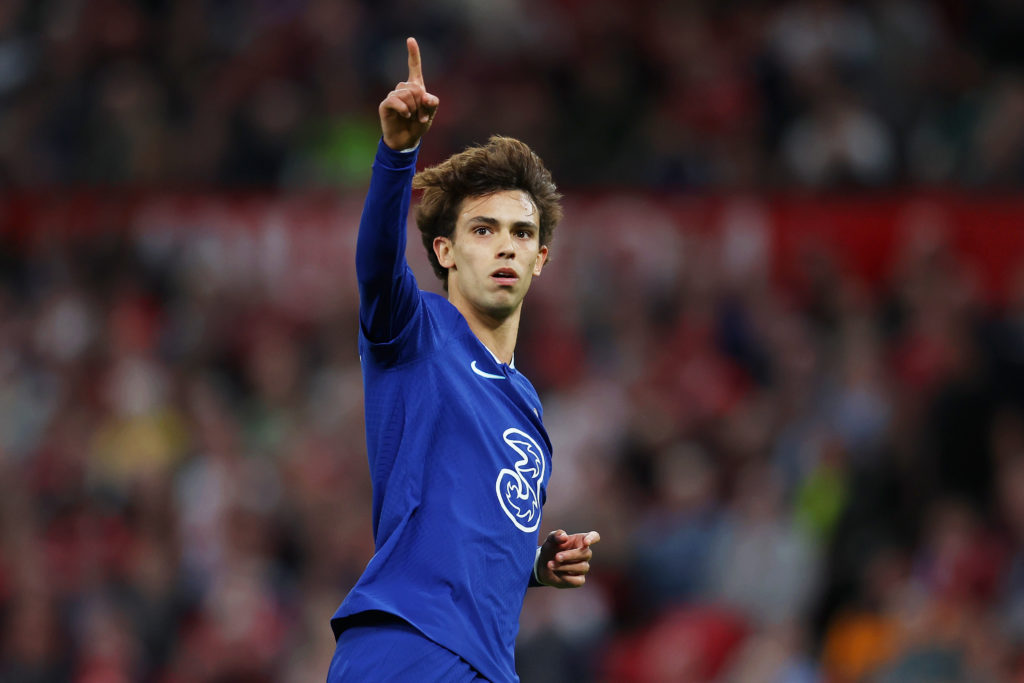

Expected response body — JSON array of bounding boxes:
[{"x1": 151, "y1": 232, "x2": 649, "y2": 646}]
[{"x1": 327, "y1": 38, "x2": 601, "y2": 682}]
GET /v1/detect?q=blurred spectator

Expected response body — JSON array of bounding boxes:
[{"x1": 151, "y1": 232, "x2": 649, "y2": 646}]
[{"x1": 780, "y1": 84, "x2": 896, "y2": 187}]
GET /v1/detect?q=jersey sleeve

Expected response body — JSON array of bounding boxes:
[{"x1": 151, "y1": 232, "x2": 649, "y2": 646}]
[
  {"x1": 356, "y1": 139, "x2": 423, "y2": 344},
  {"x1": 528, "y1": 545, "x2": 546, "y2": 588}
]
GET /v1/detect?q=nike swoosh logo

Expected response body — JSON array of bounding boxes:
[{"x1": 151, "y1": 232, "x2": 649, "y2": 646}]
[{"x1": 471, "y1": 360, "x2": 506, "y2": 380}]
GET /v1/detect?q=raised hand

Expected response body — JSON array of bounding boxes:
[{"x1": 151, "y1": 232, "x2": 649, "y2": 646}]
[
  {"x1": 379, "y1": 37, "x2": 440, "y2": 151},
  {"x1": 535, "y1": 529, "x2": 601, "y2": 588}
]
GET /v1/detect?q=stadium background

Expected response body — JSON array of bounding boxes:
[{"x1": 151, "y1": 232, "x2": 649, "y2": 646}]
[{"x1": 1, "y1": 0, "x2": 1024, "y2": 681}]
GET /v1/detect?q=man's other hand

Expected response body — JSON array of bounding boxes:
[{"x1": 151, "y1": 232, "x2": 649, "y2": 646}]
[{"x1": 535, "y1": 530, "x2": 601, "y2": 588}]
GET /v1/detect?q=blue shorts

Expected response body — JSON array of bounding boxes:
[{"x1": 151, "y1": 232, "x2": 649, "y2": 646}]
[{"x1": 327, "y1": 611, "x2": 488, "y2": 682}]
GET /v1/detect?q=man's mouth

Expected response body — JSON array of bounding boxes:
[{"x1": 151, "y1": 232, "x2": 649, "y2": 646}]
[{"x1": 491, "y1": 268, "x2": 519, "y2": 285}]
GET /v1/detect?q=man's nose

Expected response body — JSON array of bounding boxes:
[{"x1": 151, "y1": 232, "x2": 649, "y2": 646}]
[{"x1": 496, "y1": 231, "x2": 516, "y2": 257}]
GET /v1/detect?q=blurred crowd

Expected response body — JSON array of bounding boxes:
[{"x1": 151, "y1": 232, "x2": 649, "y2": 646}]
[
  {"x1": 0, "y1": 0, "x2": 1022, "y2": 189},
  {"x1": 3, "y1": 0, "x2": 1024, "y2": 682},
  {"x1": 2, "y1": 189, "x2": 1024, "y2": 682}
]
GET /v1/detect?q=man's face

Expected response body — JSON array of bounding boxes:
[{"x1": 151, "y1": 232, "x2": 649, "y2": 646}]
[{"x1": 433, "y1": 190, "x2": 548, "y2": 321}]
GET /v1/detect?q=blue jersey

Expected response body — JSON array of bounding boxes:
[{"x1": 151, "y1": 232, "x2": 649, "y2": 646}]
[{"x1": 331, "y1": 140, "x2": 552, "y2": 683}]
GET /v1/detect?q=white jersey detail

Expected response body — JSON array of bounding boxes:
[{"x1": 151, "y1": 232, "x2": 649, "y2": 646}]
[
  {"x1": 495, "y1": 428, "x2": 545, "y2": 532},
  {"x1": 471, "y1": 360, "x2": 506, "y2": 380}
]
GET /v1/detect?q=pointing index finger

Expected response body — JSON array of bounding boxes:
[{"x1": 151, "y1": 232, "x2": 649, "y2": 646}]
[{"x1": 407, "y1": 37, "x2": 424, "y2": 85}]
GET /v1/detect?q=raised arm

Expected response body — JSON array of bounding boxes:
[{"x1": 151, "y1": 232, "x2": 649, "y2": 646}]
[{"x1": 356, "y1": 38, "x2": 441, "y2": 344}]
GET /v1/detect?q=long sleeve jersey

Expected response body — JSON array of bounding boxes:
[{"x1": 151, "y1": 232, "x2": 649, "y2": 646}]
[{"x1": 331, "y1": 140, "x2": 552, "y2": 683}]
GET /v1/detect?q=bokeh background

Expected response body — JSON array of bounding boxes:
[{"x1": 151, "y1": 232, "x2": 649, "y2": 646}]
[{"x1": 1, "y1": 0, "x2": 1024, "y2": 681}]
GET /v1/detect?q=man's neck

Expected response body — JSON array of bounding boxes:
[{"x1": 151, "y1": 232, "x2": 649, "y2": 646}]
[{"x1": 454, "y1": 302, "x2": 521, "y2": 365}]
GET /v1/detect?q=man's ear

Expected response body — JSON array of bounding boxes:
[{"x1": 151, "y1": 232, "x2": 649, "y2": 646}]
[
  {"x1": 533, "y1": 245, "x2": 549, "y2": 277},
  {"x1": 434, "y1": 236, "x2": 455, "y2": 269}
]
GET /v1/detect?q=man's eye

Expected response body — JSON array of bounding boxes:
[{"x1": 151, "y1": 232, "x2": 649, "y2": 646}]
[
  {"x1": 474, "y1": 227, "x2": 490, "y2": 235},
  {"x1": 515, "y1": 230, "x2": 531, "y2": 239}
]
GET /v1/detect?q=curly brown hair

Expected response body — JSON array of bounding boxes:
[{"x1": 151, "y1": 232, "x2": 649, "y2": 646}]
[{"x1": 412, "y1": 135, "x2": 563, "y2": 288}]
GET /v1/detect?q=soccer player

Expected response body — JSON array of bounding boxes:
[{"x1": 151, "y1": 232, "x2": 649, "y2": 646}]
[{"x1": 327, "y1": 37, "x2": 601, "y2": 682}]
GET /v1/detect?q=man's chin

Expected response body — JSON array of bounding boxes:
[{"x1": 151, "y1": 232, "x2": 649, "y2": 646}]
[
  {"x1": 480, "y1": 293, "x2": 523, "y2": 319},
  {"x1": 451, "y1": 281, "x2": 527, "y2": 320}
]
